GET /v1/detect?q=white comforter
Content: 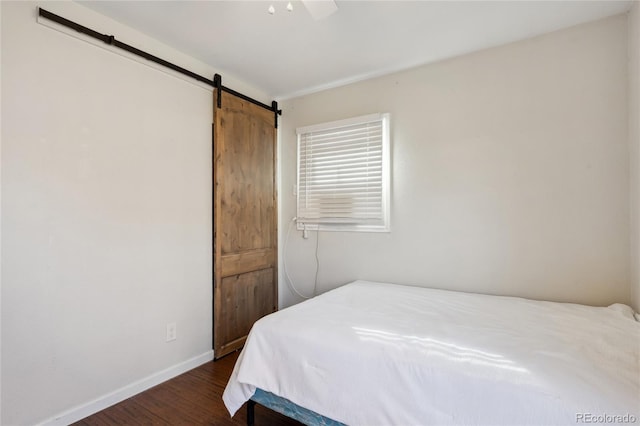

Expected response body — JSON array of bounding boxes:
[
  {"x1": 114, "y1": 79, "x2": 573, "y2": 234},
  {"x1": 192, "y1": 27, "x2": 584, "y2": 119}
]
[{"x1": 223, "y1": 281, "x2": 640, "y2": 425}]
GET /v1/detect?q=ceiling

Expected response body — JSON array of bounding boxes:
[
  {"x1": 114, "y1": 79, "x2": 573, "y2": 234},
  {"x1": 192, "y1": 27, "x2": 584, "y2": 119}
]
[{"x1": 78, "y1": 1, "x2": 633, "y2": 100}]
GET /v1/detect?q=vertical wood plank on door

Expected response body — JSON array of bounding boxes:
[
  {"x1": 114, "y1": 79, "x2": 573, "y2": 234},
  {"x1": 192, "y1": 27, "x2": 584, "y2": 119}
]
[
  {"x1": 220, "y1": 108, "x2": 275, "y2": 254},
  {"x1": 213, "y1": 90, "x2": 278, "y2": 359}
]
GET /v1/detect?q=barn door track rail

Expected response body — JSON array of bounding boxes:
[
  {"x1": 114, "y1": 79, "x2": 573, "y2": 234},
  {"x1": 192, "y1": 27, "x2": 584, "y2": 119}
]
[{"x1": 38, "y1": 7, "x2": 282, "y2": 127}]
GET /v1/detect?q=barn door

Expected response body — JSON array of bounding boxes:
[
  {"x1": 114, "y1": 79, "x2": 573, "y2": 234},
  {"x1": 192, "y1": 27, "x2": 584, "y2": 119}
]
[{"x1": 213, "y1": 89, "x2": 278, "y2": 359}]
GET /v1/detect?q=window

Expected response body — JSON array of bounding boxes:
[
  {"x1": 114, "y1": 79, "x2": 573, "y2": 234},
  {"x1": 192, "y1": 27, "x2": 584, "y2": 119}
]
[{"x1": 296, "y1": 113, "x2": 390, "y2": 232}]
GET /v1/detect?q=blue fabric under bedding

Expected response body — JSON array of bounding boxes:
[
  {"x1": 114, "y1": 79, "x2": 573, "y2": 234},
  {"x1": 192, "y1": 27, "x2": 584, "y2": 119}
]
[{"x1": 251, "y1": 388, "x2": 346, "y2": 426}]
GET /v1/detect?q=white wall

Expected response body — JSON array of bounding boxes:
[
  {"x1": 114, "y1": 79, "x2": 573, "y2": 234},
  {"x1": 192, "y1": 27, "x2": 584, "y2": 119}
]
[
  {"x1": 279, "y1": 15, "x2": 630, "y2": 309},
  {"x1": 630, "y1": 2, "x2": 640, "y2": 312},
  {"x1": 0, "y1": 2, "x2": 266, "y2": 424},
  {"x1": 0, "y1": 2, "x2": 3, "y2": 422}
]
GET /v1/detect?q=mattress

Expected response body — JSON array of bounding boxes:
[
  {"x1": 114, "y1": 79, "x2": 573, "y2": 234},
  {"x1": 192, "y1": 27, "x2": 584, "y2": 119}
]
[{"x1": 223, "y1": 280, "x2": 640, "y2": 425}]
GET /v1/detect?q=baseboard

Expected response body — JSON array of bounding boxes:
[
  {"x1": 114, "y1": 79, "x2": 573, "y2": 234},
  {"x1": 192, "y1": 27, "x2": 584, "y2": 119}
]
[{"x1": 38, "y1": 350, "x2": 215, "y2": 426}]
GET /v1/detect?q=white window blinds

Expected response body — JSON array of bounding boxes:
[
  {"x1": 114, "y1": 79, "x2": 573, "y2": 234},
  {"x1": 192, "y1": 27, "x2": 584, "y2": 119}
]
[{"x1": 296, "y1": 113, "x2": 390, "y2": 232}]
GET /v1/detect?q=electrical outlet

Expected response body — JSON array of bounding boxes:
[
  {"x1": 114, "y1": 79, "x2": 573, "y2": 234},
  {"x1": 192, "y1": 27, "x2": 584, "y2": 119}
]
[{"x1": 166, "y1": 322, "x2": 177, "y2": 342}]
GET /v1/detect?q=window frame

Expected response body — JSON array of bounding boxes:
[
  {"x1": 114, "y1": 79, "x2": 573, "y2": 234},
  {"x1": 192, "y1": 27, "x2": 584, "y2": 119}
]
[{"x1": 295, "y1": 113, "x2": 391, "y2": 233}]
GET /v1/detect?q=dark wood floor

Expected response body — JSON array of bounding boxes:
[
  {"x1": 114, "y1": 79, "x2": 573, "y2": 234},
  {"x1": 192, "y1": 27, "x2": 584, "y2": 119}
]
[{"x1": 73, "y1": 351, "x2": 302, "y2": 425}]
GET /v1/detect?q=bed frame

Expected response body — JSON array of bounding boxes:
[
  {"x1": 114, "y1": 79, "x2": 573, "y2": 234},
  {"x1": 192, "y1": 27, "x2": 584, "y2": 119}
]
[{"x1": 246, "y1": 388, "x2": 345, "y2": 426}]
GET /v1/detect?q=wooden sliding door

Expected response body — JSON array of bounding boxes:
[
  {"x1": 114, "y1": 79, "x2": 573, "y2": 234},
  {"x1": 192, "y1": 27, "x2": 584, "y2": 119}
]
[{"x1": 213, "y1": 89, "x2": 278, "y2": 359}]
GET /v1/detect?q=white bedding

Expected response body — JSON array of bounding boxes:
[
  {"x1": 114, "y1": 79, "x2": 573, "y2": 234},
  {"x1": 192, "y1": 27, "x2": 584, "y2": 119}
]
[{"x1": 223, "y1": 280, "x2": 640, "y2": 425}]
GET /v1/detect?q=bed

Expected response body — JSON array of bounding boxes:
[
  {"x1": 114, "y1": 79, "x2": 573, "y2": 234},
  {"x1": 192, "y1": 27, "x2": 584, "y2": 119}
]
[{"x1": 223, "y1": 280, "x2": 640, "y2": 425}]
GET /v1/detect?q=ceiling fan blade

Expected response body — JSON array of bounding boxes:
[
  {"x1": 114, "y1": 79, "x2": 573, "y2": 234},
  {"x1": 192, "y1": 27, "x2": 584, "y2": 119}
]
[{"x1": 301, "y1": 0, "x2": 338, "y2": 20}]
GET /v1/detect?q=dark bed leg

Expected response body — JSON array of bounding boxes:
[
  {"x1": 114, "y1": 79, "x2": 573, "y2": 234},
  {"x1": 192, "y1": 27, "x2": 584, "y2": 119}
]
[{"x1": 247, "y1": 400, "x2": 256, "y2": 426}]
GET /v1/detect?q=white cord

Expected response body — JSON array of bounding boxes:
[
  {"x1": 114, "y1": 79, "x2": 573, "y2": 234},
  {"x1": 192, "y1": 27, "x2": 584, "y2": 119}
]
[
  {"x1": 283, "y1": 217, "x2": 315, "y2": 299},
  {"x1": 313, "y1": 224, "x2": 320, "y2": 296}
]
